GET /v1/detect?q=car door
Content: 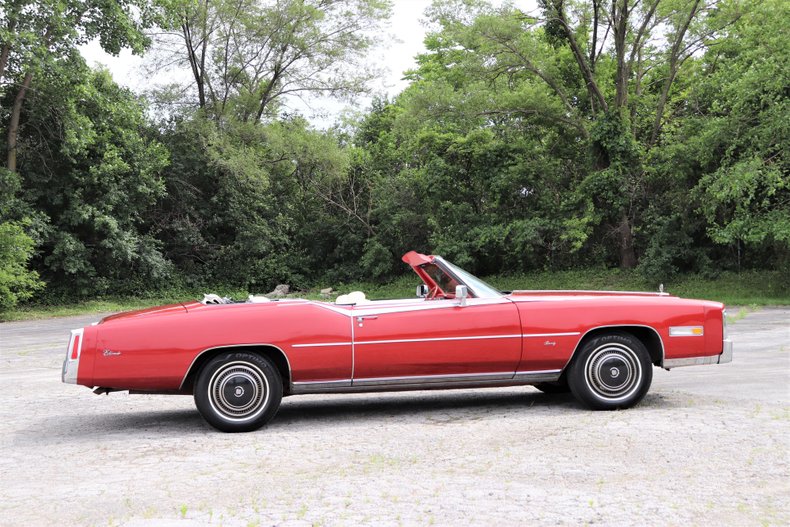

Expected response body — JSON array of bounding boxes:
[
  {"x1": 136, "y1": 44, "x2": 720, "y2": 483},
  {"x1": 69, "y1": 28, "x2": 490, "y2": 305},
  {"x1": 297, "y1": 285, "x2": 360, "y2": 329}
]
[{"x1": 351, "y1": 297, "x2": 522, "y2": 385}]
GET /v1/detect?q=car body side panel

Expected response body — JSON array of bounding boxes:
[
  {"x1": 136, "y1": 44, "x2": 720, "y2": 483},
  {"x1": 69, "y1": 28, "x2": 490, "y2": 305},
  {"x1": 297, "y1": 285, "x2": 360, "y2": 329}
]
[
  {"x1": 91, "y1": 302, "x2": 352, "y2": 390},
  {"x1": 351, "y1": 298, "x2": 522, "y2": 379},
  {"x1": 75, "y1": 326, "x2": 97, "y2": 386},
  {"x1": 511, "y1": 295, "x2": 724, "y2": 370}
]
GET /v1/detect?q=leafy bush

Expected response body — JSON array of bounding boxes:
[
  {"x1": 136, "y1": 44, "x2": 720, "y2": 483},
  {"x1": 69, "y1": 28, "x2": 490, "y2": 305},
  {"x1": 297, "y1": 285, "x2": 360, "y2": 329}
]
[{"x1": 0, "y1": 222, "x2": 44, "y2": 310}]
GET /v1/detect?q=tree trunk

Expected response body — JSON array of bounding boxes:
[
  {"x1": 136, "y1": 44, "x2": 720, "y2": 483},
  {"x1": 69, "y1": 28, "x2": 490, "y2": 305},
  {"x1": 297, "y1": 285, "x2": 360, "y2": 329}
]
[
  {"x1": 613, "y1": 0, "x2": 630, "y2": 109},
  {"x1": 0, "y1": 5, "x2": 19, "y2": 84},
  {"x1": 650, "y1": 0, "x2": 701, "y2": 145},
  {"x1": 551, "y1": 0, "x2": 608, "y2": 112},
  {"x1": 0, "y1": 44, "x2": 10, "y2": 83},
  {"x1": 618, "y1": 213, "x2": 637, "y2": 269},
  {"x1": 182, "y1": 20, "x2": 206, "y2": 108},
  {"x1": 6, "y1": 71, "x2": 32, "y2": 173}
]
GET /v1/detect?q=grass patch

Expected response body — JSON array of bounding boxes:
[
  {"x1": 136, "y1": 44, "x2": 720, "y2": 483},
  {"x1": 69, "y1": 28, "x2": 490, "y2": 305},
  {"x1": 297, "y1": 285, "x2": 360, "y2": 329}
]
[{"x1": 3, "y1": 269, "x2": 787, "y2": 322}]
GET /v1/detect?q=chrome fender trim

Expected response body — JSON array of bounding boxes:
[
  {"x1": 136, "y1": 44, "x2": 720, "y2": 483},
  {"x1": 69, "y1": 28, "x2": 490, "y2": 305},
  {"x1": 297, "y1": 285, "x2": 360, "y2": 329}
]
[
  {"x1": 561, "y1": 324, "x2": 666, "y2": 372},
  {"x1": 663, "y1": 339, "x2": 733, "y2": 369},
  {"x1": 179, "y1": 343, "x2": 293, "y2": 391}
]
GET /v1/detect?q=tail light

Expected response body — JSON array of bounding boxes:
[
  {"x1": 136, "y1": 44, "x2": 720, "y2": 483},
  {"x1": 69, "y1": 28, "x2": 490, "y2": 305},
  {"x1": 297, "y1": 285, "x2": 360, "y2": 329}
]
[
  {"x1": 67, "y1": 329, "x2": 84, "y2": 361},
  {"x1": 63, "y1": 328, "x2": 85, "y2": 384},
  {"x1": 70, "y1": 334, "x2": 81, "y2": 359}
]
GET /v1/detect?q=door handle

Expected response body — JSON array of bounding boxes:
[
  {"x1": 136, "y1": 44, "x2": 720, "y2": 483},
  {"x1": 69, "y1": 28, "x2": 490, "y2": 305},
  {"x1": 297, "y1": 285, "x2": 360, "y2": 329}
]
[{"x1": 356, "y1": 315, "x2": 378, "y2": 327}]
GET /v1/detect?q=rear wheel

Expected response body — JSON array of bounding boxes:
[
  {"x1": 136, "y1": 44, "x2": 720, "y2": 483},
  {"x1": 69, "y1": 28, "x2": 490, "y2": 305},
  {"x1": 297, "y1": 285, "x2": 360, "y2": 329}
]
[
  {"x1": 194, "y1": 351, "x2": 282, "y2": 432},
  {"x1": 567, "y1": 332, "x2": 652, "y2": 410}
]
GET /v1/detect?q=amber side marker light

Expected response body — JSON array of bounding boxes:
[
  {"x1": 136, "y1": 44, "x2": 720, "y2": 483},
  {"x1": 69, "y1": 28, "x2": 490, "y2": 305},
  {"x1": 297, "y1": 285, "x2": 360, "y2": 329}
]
[{"x1": 669, "y1": 326, "x2": 704, "y2": 337}]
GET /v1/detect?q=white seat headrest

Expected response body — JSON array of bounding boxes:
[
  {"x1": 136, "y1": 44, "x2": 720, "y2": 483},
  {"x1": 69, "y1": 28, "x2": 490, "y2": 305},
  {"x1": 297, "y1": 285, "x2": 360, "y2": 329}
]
[{"x1": 335, "y1": 291, "x2": 369, "y2": 305}]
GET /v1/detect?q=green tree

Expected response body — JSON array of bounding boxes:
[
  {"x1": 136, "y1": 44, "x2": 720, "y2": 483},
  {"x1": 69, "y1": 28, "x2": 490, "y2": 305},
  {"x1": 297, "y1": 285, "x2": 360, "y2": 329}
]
[
  {"x1": 412, "y1": 0, "x2": 741, "y2": 269},
  {"x1": 689, "y1": 0, "x2": 789, "y2": 270},
  {"x1": 0, "y1": 0, "x2": 175, "y2": 172},
  {"x1": 0, "y1": 220, "x2": 43, "y2": 310},
  {"x1": 156, "y1": 0, "x2": 391, "y2": 121},
  {"x1": 19, "y1": 66, "x2": 171, "y2": 296}
]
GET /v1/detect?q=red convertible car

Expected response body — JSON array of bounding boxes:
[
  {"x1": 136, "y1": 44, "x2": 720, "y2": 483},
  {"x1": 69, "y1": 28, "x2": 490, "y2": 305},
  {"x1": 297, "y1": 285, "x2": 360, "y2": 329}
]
[{"x1": 62, "y1": 251, "x2": 732, "y2": 432}]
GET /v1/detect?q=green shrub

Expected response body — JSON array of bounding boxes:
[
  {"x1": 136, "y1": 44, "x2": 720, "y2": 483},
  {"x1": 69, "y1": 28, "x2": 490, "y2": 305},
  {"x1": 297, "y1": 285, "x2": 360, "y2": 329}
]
[{"x1": 0, "y1": 222, "x2": 44, "y2": 311}]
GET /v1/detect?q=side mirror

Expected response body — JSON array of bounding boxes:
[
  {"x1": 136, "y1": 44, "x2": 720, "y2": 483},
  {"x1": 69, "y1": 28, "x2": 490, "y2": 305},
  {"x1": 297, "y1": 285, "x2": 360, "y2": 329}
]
[
  {"x1": 416, "y1": 284, "x2": 428, "y2": 298},
  {"x1": 455, "y1": 285, "x2": 468, "y2": 306}
]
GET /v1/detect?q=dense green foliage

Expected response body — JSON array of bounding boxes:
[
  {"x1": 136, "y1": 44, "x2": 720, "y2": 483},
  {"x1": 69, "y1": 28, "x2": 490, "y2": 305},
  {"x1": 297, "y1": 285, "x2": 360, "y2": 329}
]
[{"x1": 0, "y1": 0, "x2": 787, "y2": 310}]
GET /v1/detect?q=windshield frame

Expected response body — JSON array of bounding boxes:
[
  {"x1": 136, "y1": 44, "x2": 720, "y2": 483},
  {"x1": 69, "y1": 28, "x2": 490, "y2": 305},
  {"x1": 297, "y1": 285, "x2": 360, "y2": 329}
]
[{"x1": 434, "y1": 256, "x2": 502, "y2": 299}]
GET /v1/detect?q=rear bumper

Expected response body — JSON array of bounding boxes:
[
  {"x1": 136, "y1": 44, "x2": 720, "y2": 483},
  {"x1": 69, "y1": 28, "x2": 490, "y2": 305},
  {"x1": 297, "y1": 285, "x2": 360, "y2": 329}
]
[{"x1": 663, "y1": 339, "x2": 733, "y2": 369}]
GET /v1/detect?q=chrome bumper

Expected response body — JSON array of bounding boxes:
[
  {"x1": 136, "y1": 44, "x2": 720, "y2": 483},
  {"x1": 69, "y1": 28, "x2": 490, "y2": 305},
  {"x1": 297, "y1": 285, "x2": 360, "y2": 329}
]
[
  {"x1": 62, "y1": 329, "x2": 83, "y2": 384},
  {"x1": 663, "y1": 339, "x2": 733, "y2": 369},
  {"x1": 62, "y1": 357, "x2": 78, "y2": 384},
  {"x1": 719, "y1": 338, "x2": 733, "y2": 364}
]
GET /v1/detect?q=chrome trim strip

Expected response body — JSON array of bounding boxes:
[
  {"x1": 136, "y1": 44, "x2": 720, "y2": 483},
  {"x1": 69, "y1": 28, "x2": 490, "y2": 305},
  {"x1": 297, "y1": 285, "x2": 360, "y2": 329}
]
[
  {"x1": 664, "y1": 339, "x2": 733, "y2": 369},
  {"x1": 311, "y1": 297, "x2": 510, "y2": 317},
  {"x1": 293, "y1": 379, "x2": 353, "y2": 385},
  {"x1": 293, "y1": 333, "x2": 523, "y2": 348},
  {"x1": 289, "y1": 369, "x2": 565, "y2": 394},
  {"x1": 522, "y1": 332, "x2": 581, "y2": 338},
  {"x1": 350, "y1": 310, "x2": 356, "y2": 381},
  {"x1": 663, "y1": 356, "x2": 719, "y2": 367},
  {"x1": 292, "y1": 341, "x2": 352, "y2": 348},
  {"x1": 562, "y1": 324, "x2": 666, "y2": 370},
  {"x1": 291, "y1": 379, "x2": 353, "y2": 393},
  {"x1": 513, "y1": 369, "x2": 563, "y2": 383},
  {"x1": 353, "y1": 371, "x2": 515, "y2": 387},
  {"x1": 355, "y1": 334, "x2": 522, "y2": 346},
  {"x1": 179, "y1": 343, "x2": 293, "y2": 391},
  {"x1": 512, "y1": 290, "x2": 671, "y2": 297}
]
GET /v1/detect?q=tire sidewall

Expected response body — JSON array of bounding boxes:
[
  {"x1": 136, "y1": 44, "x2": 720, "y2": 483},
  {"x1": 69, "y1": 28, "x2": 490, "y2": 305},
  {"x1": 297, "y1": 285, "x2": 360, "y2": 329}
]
[
  {"x1": 194, "y1": 351, "x2": 283, "y2": 432},
  {"x1": 568, "y1": 332, "x2": 653, "y2": 410}
]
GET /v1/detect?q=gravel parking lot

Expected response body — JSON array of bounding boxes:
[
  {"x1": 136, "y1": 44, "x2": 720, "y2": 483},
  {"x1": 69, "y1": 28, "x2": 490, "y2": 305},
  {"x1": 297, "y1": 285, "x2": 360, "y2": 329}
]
[{"x1": 1, "y1": 308, "x2": 788, "y2": 526}]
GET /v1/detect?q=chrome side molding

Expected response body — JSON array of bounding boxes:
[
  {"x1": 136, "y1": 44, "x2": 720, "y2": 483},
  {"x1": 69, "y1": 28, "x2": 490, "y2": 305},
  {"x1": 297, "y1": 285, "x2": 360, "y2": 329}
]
[
  {"x1": 663, "y1": 339, "x2": 733, "y2": 369},
  {"x1": 290, "y1": 370, "x2": 563, "y2": 395}
]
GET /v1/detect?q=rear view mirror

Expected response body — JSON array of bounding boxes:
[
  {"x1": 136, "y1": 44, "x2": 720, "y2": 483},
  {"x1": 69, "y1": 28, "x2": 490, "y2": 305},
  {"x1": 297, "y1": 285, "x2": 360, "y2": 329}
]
[
  {"x1": 416, "y1": 284, "x2": 428, "y2": 298},
  {"x1": 455, "y1": 285, "x2": 468, "y2": 306}
]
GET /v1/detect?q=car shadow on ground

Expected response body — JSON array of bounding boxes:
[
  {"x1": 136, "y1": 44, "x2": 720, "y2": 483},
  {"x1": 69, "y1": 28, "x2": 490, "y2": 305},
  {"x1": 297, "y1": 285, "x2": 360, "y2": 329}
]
[
  {"x1": 15, "y1": 409, "x2": 210, "y2": 444},
  {"x1": 271, "y1": 390, "x2": 680, "y2": 429},
  {"x1": 272, "y1": 388, "x2": 578, "y2": 428},
  {"x1": 21, "y1": 389, "x2": 679, "y2": 441}
]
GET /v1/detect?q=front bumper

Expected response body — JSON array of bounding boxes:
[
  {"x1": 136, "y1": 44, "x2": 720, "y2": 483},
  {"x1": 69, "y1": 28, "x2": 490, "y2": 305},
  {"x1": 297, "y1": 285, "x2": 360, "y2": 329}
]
[{"x1": 663, "y1": 339, "x2": 733, "y2": 369}]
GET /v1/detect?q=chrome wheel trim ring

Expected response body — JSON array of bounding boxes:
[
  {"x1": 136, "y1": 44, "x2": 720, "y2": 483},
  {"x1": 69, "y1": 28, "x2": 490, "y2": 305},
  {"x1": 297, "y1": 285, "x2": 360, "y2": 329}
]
[
  {"x1": 207, "y1": 361, "x2": 270, "y2": 422},
  {"x1": 583, "y1": 343, "x2": 642, "y2": 403}
]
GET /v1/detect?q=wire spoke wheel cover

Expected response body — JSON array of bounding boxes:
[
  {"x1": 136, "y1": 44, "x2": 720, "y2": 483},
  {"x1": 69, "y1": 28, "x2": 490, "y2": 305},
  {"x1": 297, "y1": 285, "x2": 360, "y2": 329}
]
[
  {"x1": 568, "y1": 332, "x2": 653, "y2": 410},
  {"x1": 208, "y1": 362, "x2": 269, "y2": 421},
  {"x1": 194, "y1": 352, "x2": 283, "y2": 432},
  {"x1": 584, "y1": 344, "x2": 641, "y2": 402}
]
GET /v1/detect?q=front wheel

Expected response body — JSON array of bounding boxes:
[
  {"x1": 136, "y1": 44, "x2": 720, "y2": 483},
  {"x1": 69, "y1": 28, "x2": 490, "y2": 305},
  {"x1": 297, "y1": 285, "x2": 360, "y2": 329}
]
[
  {"x1": 194, "y1": 352, "x2": 283, "y2": 432},
  {"x1": 567, "y1": 332, "x2": 652, "y2": 410}
]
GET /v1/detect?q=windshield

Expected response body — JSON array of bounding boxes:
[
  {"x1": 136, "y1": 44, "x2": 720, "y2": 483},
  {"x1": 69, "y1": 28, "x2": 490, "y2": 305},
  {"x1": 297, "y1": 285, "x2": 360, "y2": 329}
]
[{"x1": 435, "y1": 257, "x2": 502, "y2": 298}]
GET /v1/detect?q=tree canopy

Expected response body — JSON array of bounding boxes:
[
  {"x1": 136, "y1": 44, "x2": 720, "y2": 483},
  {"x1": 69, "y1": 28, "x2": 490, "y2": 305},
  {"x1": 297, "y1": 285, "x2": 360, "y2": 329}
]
[{"x1": 0, "y1": 0, "x2": 787, "y2": 309}]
